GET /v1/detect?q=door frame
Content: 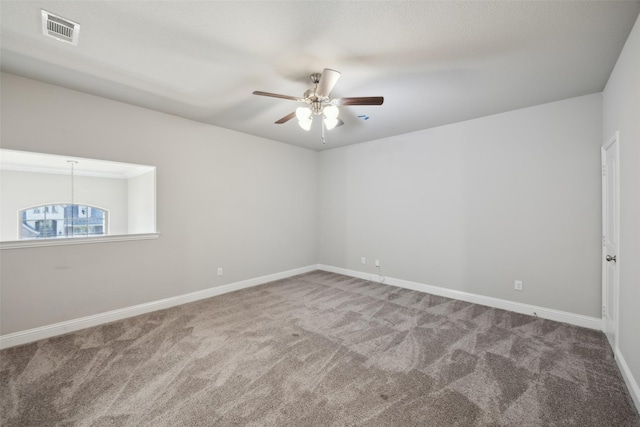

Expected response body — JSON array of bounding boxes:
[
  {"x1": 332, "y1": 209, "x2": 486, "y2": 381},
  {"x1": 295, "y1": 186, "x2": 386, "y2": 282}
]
[{"x1": 601, "y1": 131, "x2": 620, "y2": 352}]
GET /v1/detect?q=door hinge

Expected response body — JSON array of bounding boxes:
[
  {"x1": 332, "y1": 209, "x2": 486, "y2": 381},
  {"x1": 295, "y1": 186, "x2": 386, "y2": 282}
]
[
  {"x1": 603, "y1": 236, "x2": 606, "y2": 247},
  {"x1": 602, "y1": 165, "x2": 606, "y2": 176},
  {"x1": 602, "y1": 305, "x2": 606, "y2": 317}
]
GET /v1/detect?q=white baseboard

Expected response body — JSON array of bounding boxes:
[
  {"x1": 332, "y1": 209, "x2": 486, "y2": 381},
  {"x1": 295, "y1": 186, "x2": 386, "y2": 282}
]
[
  {"x1": 2, "y1": 264, "x2": 632, "y2": 411},
  {"x1": 0, "y1": 265, "x2": 318, "y2": 350},
  {"x1": 0, "y1": 264, "x2": 604, "y2": 350},
  {"x1": 318, "y1": 264, "x2": 603, "y2": 331},
  {"x1": 615, "y1": 347, "x2": 640, "y2": 414}
]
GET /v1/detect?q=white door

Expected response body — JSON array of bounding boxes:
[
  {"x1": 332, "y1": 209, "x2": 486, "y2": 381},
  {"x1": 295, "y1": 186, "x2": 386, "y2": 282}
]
[{"x1": 602, "y1": 132, "x2": 619, "y2": 351}]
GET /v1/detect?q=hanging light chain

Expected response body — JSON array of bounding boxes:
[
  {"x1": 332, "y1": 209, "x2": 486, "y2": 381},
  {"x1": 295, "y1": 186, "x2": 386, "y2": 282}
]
[{"x1": 67, "y1": 160, "x2": 78, "y2": 236}]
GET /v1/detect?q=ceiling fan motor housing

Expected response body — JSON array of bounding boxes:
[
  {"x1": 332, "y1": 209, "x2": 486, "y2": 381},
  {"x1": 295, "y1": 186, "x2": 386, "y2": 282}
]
[
  {"x1": 310, "y1": 73, "x2": 322, "y2": 85},
  {"x1": 303, "y1": 89, "x2": 330, "y2": 114},
  {"x1": 311, "y1": 101, "x2": 325, "y2": 115}
]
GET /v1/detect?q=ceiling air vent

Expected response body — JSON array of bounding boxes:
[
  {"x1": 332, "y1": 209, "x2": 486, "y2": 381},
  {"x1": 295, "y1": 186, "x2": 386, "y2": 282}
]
[{"x1": 41, "y1": 10, "x2": 80, "y2": 45}]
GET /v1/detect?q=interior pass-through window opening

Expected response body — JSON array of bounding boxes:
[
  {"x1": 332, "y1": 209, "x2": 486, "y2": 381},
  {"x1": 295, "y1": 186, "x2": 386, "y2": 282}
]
[{"x1": 1, "y1": 149, "x2": 156, "y2": 243}]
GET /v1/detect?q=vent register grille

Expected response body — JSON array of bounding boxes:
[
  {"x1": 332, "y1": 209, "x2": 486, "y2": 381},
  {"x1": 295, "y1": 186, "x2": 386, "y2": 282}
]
[{"x1": 41, "y1": 10, "x2": 80, "y2": 45}]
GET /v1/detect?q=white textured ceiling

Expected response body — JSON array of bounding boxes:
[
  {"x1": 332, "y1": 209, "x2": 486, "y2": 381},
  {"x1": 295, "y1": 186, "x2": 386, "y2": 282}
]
[
  {"x1": 1, "y1": 1, "x2": 639, "y2": 150},
  {"x1": 0, "y1": 149, "x2": 154, "y2": 179}
]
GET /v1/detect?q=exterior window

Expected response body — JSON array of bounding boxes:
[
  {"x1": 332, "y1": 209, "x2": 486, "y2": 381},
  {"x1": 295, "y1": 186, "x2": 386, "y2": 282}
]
[{"x1": 20, "y1": 204, "x2": 108, "y2": 239}]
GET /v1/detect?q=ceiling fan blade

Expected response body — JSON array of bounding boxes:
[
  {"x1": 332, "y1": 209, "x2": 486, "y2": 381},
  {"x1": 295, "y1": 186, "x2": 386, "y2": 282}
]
[
  {"x1": 252, "y1": 91, "x2": 304, "y2": 102},
  {"x1": 275, "y1": 112, "x2": 296, "y2": 124},
  {"x1": 316, "y1": 68, "x2": 341, "y2": 98},
  {"x1": 336, "y1": 96, "x2": 384, "y2": 106}
]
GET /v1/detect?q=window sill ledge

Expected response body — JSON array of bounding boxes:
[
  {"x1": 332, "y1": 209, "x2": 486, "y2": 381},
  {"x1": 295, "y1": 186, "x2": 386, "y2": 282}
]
[{"x1": 0, "y1": 232, "x2": 160, "y2": 250}]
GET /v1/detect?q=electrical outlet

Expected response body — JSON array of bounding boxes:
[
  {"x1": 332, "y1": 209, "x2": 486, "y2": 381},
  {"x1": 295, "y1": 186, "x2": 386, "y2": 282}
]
[
  {"x1": 217, "y1": 267, "x2": 223, "y2": 277},
  {"x1": 375, "y1": 259, "x2": 380, "y2": 267},
  {"x1": 514, "y1": 280, "x2": 523, "y2": 291},
  {"x1": 361, "y1": 257, "x2": 366, "y2": 264}
]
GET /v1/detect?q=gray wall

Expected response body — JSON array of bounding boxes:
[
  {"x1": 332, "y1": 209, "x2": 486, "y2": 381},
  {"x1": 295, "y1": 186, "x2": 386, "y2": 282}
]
[
  {"x1": 0, "y1": 72, "x2": 318, "y2": 334},
  {"x1": 127, "y1": 170, "x2": 156, "y2": 234},
  {"x1": 0, "y1": 47, "x2": 627, "y2": 348},
  {"x1": 603, "y1": 13, "x2": 640, "y2": 401},
  {"x1": 318, "y1": 93, "x2": 603, "y2": 317}
]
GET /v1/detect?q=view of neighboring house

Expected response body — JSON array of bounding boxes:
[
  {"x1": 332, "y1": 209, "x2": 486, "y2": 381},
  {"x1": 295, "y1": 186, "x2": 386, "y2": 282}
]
[{"x1": 20, "y1": 204, "x2": 107, "y2": 239}]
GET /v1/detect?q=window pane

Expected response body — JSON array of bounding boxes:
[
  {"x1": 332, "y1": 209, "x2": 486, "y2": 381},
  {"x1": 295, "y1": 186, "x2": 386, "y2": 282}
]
[
  {"x1": 37, "y1": 220, "x2": 57, "y2": 238},
  {"x1": 22, "y1": 220, "x2": 39, "y2": 239},
  {"x1": 48, "y1": 204, "x2": 63, "y2": 216},
  {"x1": 19, "y1": 204, "x2": 107, "y2": 240},
  {"x1": 88, "y1": 225, "x2": 103, "y2": 236}
]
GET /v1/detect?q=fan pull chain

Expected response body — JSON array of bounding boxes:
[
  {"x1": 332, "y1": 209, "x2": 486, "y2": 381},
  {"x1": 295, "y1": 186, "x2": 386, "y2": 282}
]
[{"x1": 67, "y1": 160, "x2": 78, "y2": 237}]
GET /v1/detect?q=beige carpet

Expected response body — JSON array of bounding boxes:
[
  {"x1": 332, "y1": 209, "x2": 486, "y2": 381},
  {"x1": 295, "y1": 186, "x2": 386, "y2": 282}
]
[{"x1": 1, "y1": 270, "x2": 638, "y2": 426}]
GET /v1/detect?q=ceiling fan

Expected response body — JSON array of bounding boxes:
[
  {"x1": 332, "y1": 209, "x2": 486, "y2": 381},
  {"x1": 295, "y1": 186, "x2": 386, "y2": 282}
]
[{"x1": 253, "y1": 68, "x2": 384, "y2": 132}]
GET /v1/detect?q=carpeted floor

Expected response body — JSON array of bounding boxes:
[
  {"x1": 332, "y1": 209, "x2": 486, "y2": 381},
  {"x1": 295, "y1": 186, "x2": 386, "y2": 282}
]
[{"x1": 1, "y1": 270, "x2": 638, "y2": 426}]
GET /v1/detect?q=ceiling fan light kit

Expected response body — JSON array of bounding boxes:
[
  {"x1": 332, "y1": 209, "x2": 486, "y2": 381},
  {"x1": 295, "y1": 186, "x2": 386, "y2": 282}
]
[
  {"x1": 323, "y1": 105, "x2": 339, "y2": 130},
  {"x1": 295, "y1": 104, "x2": 339, "y2": 131},
  {"x1": 296, "y1": 107, "x2": 313, "y2": 130},
  {"x1": 253, "y1": 68, "x2": 384, "y2": 141}
]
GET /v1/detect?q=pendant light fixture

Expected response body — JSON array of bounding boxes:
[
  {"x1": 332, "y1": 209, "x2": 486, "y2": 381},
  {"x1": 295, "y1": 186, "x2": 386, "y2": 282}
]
[{"x1": 66, "y1": 160, "x2": 78, "y2": 237}]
